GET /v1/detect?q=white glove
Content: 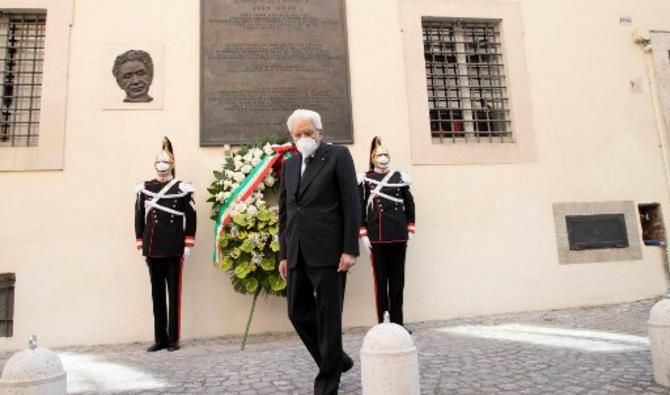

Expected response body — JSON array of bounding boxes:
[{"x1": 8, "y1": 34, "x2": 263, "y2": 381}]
[
  {"x1": 408, "y1": 233, "x2": 414, "y2": 242},
  {"x1": 361, "y1": 236, "x2": 372, "y2": 251},
  {"x1": 183, "y1": 247, "x2": 191, "y2": 262}
]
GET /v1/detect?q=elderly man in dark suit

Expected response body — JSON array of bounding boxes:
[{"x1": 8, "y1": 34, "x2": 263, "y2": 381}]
[{"x1": 278, "y1": 109, "x2": 360, "y2": 395}]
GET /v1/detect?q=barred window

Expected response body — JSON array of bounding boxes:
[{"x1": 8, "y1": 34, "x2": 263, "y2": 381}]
[
  {"x1": 0, "y1": 11, "x2": 46, "y2": 147},
  {"x1": 423, "y1": 19, "x2": 512, "y2": 143},
  {"x1": 0, "y1": 273, "x2": 14, "y2": 337}
]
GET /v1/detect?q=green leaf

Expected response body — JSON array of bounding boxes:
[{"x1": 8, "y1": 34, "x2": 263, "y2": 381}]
[
  {"x1": 206, "y1": 197, "x2": 216, "y2": 203},
  {"x1": 235, "y1": 262, "x2": 251, "y2": 279},
  {"x1": 220, "y1": 256, "x2": 234, "y2": 271},
  {"x1": 219, "y1": 236, "x2": 229, "y2": 249},
  {"x1": 244, "y1": 278, "x2": 259, "y2": 293},
  {"x1": 270, "y1": 240, "x2": 280, "y2": 252},
  {"x1": 213, "y1": 170, "x2": 224, "y2": 179},
  {"x1": 260, "y1": 258, "x2": 275, "y2": 271},
  {"x1": 233, "y1": 214, "x2": 248, "y2": 227},
  {"x1": 269, "y1": 275, "x2": 287, "y2": 292},
  {"x1": 257, "y1": 209, "x2": 271, "y2": 222},
  {"x1": 268, "y1": 225, "x2": 279, "y2": 235},
  {"x1": 240, "y1": 239, "x2": 255, "y2": 253}
]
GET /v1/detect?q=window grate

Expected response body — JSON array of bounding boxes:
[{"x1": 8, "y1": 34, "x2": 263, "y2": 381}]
[
  {"x1": 0, "y1": 273, "x2": 14, "y2": 338},
  {"x1": 0, "y1": 12, "x2": 46, "y2": 147},
  {"x1": 423, "y1": 19, "x2": 512, "y2": 143}
]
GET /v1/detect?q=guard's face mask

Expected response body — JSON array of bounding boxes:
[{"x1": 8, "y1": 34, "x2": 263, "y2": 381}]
[
  {"x1": 373, "y1": 153, "x2": 390, "y2": 170},
  {"x1": 155, "y1": 161, "x2": 171, "y2": 173}
]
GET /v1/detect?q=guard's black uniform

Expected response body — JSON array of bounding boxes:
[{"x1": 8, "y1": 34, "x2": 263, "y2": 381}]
[
  {"x1": 135, "y1": 179, "x2": 196, "y2": 346},
  {"x1": 359, "y1": 170, "x2": 415, "y2": 325}
]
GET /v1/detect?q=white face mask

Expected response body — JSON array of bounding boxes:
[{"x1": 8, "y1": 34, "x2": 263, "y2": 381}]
[
  {"x1": 376, "y1": 156, "x2": 390, "y2": 166},
  {"x1": 296, "y1": 137, "x2": 318, "y2": 157},
  {"x1": 155, "y1": 162, "x2": 171, "y2": 172}
]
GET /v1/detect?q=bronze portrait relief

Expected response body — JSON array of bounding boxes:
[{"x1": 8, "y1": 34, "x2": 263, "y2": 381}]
[{"x1": 112, "y1": 49, "x2": 154, "y2": 103}]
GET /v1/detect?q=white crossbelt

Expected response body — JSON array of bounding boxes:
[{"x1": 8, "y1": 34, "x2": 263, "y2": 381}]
[
  {"x1": 371, "y1": 191, "x2": 404, "y2": 204},
  {"x1": 143, "y1": 179, "x2": 184, "y2": 223},
  {"x1": 141, "y1": 190, "x2": 190, "y2": 199},
  {"x1": 367, "y1": 170, "x2": 398, "y2": 211},
  {"x1": 362, "y1": 177, "x2": 408, "y2": 188}
]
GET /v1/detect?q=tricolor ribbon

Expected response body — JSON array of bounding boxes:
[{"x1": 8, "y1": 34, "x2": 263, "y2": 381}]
[{"x1": 212, "y1": 143, "x2": 295, "y2": 263}]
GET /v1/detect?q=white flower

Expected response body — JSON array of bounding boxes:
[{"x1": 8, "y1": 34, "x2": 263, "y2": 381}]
[
  {"x1": 241, "y1": 164, "x2": 253, "y2": 174},
  {"x1": 223, "y1": 192, "x2": 231, "y2": 200},
  {"x1": 251, "y1": 157, "x2": 261, "y2": 166},
  {"x1": 247, "y1": 205, "x2": 258, "y2": 217},
  {"x1": 233, "y1": 172, "x2": 245, "y2": 183},
  {"x1": 264, "y1": 175, "x2": 276, "y2": 187},
  {"x1": 257, "y1": 183, "x2": 266, "y2": 192},
  {"x1": 263, "y1": 144, "x2": 274, "y2": 155},
  {"x1": 255, "y1": 199, "x2": 264, "y2": 208},
  {"x1": 235, "y1": 202, "x2": 248, "y2": 212},
  {"x1": 215, "y1": 192, "x2": 225, "y2": 202},
  {"x1": 243, "y1": 152, "x2": 253, "y2": 162},
  {"x1": 230, "y1": 224, "x2": 240, "y2": 237},
  {"x1": 218, "y1": 180, "x2": 224, "y2": 186},
  {"x1": 253, "y1": 148, "x2": 264, "y2": 158},
  {"x1": 251, "y1": 251, "x2": 265, "y2": 264}
]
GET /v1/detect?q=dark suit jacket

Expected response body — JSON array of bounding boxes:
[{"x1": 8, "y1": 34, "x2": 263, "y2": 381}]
[{"x1": 279, "y1": 143, "x2": 360, "y2": 269}]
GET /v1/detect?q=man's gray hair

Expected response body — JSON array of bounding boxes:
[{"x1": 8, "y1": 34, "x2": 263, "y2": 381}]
[{"x1": 286, "y1": 109, "x2": 323, "y2": 132}]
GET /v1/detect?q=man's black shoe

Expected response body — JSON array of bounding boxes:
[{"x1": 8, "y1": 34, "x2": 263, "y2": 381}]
[
  {"x1": 167, "y1": 342, "x2": 180, "y2": 352},
  {"x1": 342, "y1": 352, "x2": 354, "y2": 373},
  {"x1": 146, "y1": 343, "x2": 167, "y2": 352}
]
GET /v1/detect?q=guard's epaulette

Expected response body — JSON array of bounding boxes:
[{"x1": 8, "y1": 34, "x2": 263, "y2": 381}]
[
  {"x1": 179, "y1": 181, "x2": 195, "y2": 193},
  {"x1": 400, "y1": 171, "x2": 411, "y2": 185},
  {"x1": 134, "y1": 182, "x2": 145, "y2": 194},
  {"x1": 356, "y1": 172, "x2": 366, "y2": 185}
]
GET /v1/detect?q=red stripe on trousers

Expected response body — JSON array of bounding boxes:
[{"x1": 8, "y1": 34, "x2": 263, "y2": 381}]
[
  {"x1": 177, "y1": 258, "x2": 183, "y2": 340},
  {"x1": 370, "y1": 250, "x2": 381, "y2": 323}
]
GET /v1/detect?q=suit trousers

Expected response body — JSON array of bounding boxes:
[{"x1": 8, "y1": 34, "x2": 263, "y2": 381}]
[
  {"x1": 371, "y1": 243, "x2": 407, "y2": 325},
  {"x1": 146, "y1": 257, "x2": 183, "y2": 345},
  {"x1": 288, "y1": 248, "x2": 347, "y2": 395}
]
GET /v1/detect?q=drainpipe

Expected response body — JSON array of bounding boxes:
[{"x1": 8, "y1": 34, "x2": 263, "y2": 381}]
[{"x1": 635, "y1": 29, "x2": 670, "y2": 298}]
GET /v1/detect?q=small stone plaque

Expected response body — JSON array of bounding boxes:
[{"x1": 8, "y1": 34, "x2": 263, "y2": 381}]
[{"x1": 201, "y1": 0, "x2": 353, "y2": 145}]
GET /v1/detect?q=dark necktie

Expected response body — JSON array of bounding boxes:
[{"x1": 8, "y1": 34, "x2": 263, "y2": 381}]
[{"x1": 301, "y1": 156, "x2": 313, "y2": 178}]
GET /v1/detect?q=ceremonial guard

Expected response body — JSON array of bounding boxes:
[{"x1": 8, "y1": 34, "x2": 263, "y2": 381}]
[
  {"x1": 358, "y1": 136, "x2": 415, "y2": 328},
  {"x1": 134, "y1": 137, "x2": 196, "y2": 352}
]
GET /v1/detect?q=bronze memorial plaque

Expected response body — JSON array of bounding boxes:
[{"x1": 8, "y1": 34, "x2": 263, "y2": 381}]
[{"x1": 201, "y1": 0, "x2": 353, "y2": 145}]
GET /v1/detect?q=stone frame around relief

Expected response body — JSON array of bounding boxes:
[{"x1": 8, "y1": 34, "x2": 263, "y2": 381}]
[
  {"x1": 552, "y1": 201, "x2": 642, "y2": 264},
  {"x1": 102, "y1": 42, "x2": 164, "y2": 110}
]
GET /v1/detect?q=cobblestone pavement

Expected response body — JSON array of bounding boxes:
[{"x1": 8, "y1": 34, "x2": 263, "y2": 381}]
[{"x1": 1, "y1": 298, "x2": 669, "y2": 394}]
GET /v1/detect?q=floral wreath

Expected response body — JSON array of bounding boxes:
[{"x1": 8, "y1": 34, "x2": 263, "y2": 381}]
[{"x1": 207, "y1": 141, "x2": 295, "y2": 299}]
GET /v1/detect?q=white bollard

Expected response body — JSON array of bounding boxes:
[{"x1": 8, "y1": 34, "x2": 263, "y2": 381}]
[
  {"x1": 360, "y1": 313, "x2": 420, "y2": 395},
  {"x1": 0, "y1": 336, "x2": 67, "y2": 395},
  {"x1": 649, "y1": 298, "x2": 670, "y2": 387}
]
